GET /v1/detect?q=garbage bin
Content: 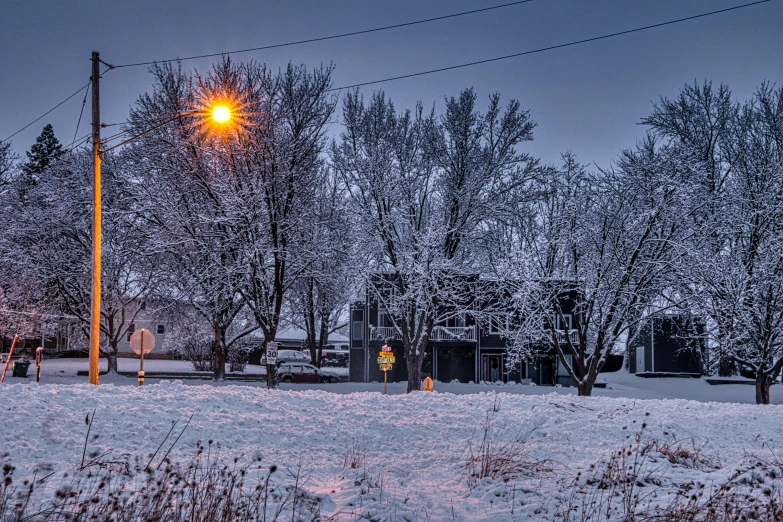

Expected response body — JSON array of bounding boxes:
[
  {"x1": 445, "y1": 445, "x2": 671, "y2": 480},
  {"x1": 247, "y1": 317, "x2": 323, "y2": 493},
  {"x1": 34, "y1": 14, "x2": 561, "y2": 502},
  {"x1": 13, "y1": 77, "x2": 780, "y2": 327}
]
[{"x1": 12, "y1": 361, "x2": 30, "y2": 378}]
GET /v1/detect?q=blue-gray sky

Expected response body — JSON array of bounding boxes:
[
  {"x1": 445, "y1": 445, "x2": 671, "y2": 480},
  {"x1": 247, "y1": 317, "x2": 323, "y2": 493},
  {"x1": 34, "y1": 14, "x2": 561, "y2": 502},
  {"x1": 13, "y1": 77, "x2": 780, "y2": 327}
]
[{"x1": 1, "y1": 0, "x2": 781, "y2": 168}]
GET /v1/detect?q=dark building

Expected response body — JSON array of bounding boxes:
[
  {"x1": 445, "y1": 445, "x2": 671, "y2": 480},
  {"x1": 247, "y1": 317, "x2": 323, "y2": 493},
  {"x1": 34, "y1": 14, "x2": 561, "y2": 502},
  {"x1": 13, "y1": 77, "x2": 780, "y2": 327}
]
[
  {"x1": 628, "y1": 314, "x2": 706, "y2": 376},
  {"x1": 349, "y1": 277, "x2": 581, "y2": 386}
]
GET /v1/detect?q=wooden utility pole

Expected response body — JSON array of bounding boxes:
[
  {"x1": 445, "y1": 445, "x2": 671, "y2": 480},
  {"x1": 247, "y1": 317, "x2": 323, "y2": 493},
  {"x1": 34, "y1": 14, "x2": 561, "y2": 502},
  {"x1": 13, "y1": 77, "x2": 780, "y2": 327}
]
[{"x1": 88, "y1": 51, "x2": 101, "y2": 385}]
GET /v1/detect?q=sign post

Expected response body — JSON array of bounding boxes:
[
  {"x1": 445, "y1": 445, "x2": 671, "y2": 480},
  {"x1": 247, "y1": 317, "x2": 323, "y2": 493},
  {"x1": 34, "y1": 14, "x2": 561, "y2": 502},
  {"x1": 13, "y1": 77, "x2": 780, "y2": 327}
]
[
  {"x1": 36, "y1": 346, "x2": 43, "y2": 383},
  {"x1": 266, "y1": 341, "x2": 278, "y2": 389},
  {"x1": 377, "y1": 344, "x2": 395, "y2": 395},
  {"x1": 129, "y1": 328, "x2": 156, "y2": 386}
]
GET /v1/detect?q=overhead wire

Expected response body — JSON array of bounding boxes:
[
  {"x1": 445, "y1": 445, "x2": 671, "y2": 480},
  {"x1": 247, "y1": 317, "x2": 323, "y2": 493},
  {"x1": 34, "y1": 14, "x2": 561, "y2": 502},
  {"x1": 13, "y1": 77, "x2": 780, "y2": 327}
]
[
  {"x1": 62, "y1": 133, "x2": 91, "y2": 155},
  {"x1": 37, "y1": 0, "x2": 770, "y2": 155},
  {"x1": 326, "y1": 0, "x2": 773, "y2": 92},
  {"x1": 3, "y1": 81, "x2": 90, "y2": 142},
  {"x1": 4, "y1": 65, "x2": 113, "y2": 144},
  {"x1": 110, "y1": 0, "x2": 534, "y2": 68},
  {"x1": 67, "y1": 83, "x2": 91, "y2": 151}
]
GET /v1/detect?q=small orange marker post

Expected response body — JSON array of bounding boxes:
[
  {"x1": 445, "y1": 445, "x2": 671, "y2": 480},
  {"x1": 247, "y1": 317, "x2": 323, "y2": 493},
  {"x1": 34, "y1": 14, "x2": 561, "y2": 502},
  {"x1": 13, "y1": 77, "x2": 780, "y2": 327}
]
[
  {"x1": 0, "y1": 334, "x2": 19, "y2": 384},
  {"x1": 423, "y1": 376, "x2": 434, "y2": 392}
]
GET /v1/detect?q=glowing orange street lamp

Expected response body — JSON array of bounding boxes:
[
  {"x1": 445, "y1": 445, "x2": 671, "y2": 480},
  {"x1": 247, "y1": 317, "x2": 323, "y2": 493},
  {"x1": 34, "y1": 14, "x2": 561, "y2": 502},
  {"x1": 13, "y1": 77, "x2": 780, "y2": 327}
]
[{"x1": 211, "y1": 105, "x2": 231, "y2": 123}]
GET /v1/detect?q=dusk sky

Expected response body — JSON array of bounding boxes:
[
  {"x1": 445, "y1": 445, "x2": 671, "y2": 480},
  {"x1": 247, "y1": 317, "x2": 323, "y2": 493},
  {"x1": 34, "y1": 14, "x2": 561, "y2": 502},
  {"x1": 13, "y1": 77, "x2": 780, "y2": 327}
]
[{"x1": 2, "y1": 0, "x2": 781, "y2": 168}]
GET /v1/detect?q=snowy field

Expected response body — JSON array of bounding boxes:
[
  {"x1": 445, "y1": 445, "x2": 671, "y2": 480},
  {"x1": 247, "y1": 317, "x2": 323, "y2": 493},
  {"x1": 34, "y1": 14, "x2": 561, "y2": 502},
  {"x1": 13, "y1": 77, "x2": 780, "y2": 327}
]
[{"x1": 4, "y1": 365, "x2": 783, "y2": 520}]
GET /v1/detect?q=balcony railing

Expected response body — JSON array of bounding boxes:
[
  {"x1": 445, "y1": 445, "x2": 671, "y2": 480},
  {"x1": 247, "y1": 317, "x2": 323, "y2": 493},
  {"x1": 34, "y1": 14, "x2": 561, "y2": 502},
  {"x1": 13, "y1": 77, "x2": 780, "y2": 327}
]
[
  {"x1": 368, "y1": 325, "x2": 478, "y2": 342},
  {"x1": 369, "y1": 326, "x2": 400, "y2": 341},
  {"x1": 555, "y1": 329, "x2": 579, "y2": 345},
  {"x1": 431, "y1": 326, "x2": 476, "y2": 342}
]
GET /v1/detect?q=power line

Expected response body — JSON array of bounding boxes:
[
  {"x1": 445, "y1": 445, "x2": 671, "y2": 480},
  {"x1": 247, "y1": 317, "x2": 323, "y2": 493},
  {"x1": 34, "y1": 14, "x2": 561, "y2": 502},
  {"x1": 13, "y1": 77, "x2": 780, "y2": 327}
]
[
  {"x1": 3, "y1": 64, "x2": 113, "y2": 145},
  {"x1": 63, "y1": 133, "x2": 91, "y2": 155},
  {"x1": 3, "y1": 81, "x2": 89, "y2": 142},
  {"x1": 327, "y1": 0, "x2": 773, "y2": 92},
  {"x1": 111, "y1": 0, "x2": 534, "y2": 68},
  {"x1": 68, "y1": 83, "x2": 91, "y2": 150}
]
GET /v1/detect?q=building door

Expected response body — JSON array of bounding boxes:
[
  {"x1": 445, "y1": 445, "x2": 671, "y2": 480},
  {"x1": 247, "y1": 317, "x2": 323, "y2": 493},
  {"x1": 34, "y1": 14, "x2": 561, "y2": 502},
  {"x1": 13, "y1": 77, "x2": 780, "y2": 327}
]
[
  {"x1": 635, "y1": 346, "x2": 645, "y2": 373},
  {"x1": 482, "y1": 354, "x2": 503, "y2": 382},
  {"x1": 539, "y1": 358, "x2": 554, "y2": 385}
]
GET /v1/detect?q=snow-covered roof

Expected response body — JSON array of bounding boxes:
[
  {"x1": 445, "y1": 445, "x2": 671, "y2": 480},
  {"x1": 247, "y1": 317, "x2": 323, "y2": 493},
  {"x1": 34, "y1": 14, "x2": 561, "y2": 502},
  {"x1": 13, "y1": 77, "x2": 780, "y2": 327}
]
[{"x1": 251, "y1": 327, "x2": 349, "y2": 344}]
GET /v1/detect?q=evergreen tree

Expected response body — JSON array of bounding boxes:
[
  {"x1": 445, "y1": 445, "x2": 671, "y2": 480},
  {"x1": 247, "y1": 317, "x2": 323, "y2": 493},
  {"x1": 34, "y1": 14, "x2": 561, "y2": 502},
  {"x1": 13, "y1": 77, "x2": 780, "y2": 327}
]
[{"x1": 22, "y1": 124, "x2": 64, "y2": 183}]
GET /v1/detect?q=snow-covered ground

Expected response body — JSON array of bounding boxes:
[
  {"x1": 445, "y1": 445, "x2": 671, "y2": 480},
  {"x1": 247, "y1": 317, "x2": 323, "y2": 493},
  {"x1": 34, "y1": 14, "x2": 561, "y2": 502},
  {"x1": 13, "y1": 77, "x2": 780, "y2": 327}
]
[
  {"x1": 4, "y1": 357, "x2": 780, "y2": 405},
  {"x1": 5, "y1": 359, "x2": 783, "y2": 519},
  {"x1": 3, "y1": 378, "x2": 783, "y2": 520}
]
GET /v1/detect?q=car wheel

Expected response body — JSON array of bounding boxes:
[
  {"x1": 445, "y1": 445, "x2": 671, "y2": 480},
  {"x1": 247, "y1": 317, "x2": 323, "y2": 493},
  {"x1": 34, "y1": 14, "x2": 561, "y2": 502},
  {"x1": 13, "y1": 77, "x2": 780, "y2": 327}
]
[
  {"x1": 320, "y1": 376, "x2": 330, "y2": 383},
  {"x1": 282, "y1": 376, "x2": 293, "y2": 383}
]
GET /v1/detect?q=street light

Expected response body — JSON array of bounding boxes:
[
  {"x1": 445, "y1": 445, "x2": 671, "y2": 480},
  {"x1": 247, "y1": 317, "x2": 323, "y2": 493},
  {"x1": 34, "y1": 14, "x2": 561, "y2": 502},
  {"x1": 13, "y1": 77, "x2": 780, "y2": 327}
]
[
  {"x1": 88, "y1": 51, "x2": 234, "y2": 385},
  {"x1": 212, "y1": 105, "x2": 231, "y2": 123}
]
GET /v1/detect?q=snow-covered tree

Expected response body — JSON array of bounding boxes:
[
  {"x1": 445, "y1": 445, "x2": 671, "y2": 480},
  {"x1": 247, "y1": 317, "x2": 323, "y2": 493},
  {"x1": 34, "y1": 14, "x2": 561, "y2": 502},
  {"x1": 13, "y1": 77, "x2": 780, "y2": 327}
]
[
  {"x1": 676, "y1": 84, "x2": 783, "y2": 403},
  {"x1": 641, "y1": 81, "x2": 783, "y2": 403},
  {"x1": 124, "y1": 61, "x2": 257, "y2": 381},
  {"x1": 226, "y1": 62, "x2": 336, "y2": 383},
  {"x1": 9, "y1": 150, "x2": 160, "y2": 372},
  {"x1": 494, "y1": 146, "x2": 693, "y2": 396},
  {"x1": 286, "y1": 167, "x2": 353, "y2": 367},
  {"x1": 0, "y1": 140, "x2": 17, "y2": 193},
  {"x1": 334, "y1": 88, "x2": 536, "y2": 392},
  {"x1": 0, "y1": 140, "x2": 47, "y2": 350},
  {"x1": 641, "y1": 80, "x2": 738, "y2": 375}
]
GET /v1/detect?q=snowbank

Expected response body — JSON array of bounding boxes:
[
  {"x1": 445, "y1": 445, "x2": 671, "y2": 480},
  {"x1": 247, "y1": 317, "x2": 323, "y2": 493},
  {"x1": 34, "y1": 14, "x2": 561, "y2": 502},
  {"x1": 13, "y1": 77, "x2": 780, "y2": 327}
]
[{"x1": 3, "y1": 382, "x2": 783, "y2": 520}]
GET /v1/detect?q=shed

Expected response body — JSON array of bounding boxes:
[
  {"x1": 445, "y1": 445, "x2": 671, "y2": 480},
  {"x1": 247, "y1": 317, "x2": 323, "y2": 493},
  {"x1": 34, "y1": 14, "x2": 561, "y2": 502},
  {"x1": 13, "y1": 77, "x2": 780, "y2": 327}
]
[{"x1": 628, "y1": 315, "x2": 705, "y2": 376}]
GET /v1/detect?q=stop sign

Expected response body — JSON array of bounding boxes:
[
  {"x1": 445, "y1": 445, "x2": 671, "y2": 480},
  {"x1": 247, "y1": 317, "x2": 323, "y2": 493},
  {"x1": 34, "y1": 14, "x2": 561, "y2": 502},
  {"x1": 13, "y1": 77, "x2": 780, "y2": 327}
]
[{"x1": 129, "y1": 328, "x2": 156, "y2": 355}]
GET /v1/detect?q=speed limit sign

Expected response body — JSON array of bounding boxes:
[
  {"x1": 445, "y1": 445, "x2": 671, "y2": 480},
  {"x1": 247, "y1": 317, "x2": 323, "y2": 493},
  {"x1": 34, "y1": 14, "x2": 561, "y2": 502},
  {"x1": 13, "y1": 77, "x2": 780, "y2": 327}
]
[{"x1": 266, "y1": 342, "x2": 278, "y2": 365}]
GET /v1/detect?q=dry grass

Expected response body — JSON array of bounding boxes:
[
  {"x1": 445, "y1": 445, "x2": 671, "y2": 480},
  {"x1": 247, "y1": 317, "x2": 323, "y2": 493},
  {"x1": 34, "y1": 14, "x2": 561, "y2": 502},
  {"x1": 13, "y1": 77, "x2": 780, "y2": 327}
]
[
  {"x1": 465, "y1": 406, "x2": 555, "y2": 491},
  {"x1": 0, "y1": 444, "x2": 325, "y2": 522},
  {"x1": 554, "y1": 433, "x2": 783, "y2": 522}
]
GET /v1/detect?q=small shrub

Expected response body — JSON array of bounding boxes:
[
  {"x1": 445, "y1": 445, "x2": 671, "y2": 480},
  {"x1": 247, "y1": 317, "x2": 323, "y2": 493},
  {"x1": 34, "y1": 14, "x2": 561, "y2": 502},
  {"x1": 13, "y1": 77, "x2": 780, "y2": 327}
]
[
  {"x1": 343, "y1": 443, "x2": 367, "y2": 471},
  {"x1": 227, "y1": 340, "x2": 254, "y2": 373},
  {"x1": 182, "y1": 339, "x2": 213, "y2": 372}
]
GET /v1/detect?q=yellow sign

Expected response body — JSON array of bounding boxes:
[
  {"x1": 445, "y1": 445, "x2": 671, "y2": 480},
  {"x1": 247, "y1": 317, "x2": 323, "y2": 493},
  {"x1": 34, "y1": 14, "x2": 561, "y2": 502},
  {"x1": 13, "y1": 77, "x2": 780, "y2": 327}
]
[
  {"x1": 378, "y1": 346, "x2": 395, "y2": 394},
  {"x1": 423, "y1": 376, "x2": 434, "y2": 392},
  {"x1": 377, "y1": 351, "x2": 395, "y2": 364}
]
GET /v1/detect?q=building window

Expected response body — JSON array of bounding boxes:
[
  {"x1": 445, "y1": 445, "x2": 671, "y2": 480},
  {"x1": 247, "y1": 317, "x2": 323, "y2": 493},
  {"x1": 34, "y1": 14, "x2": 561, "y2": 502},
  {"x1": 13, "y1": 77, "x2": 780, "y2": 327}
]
[
  {"x1": 157, "y1": 325, "x2": 165, "y2": 334},
  {"x1": 557, "y1": 354, "x2": 573, "y2": 377},
  {"x1": 352, "y1": 321, "x2": 364, "y2": 341},
  {"x1": 378, "y1": 310, "x2": 395, "y2": 328},
  {"x1": 562, "y1": 314, "x2": 572, "y2": 330},
  {"x1": 546, "y1": 314, "x2": 572, "y2": 330},
  {"x1": 127, "y1": 323, "x2": 135, "y2": 341}
]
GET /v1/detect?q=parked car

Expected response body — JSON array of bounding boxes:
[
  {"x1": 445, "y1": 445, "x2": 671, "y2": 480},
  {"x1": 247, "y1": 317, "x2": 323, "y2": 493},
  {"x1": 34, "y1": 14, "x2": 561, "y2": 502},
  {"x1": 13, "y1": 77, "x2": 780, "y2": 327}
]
[
  {"x1": 278, "y1": 363, "x2": 340, "y2": 383},
  {"x1": 298, "y1": 348, "x2": 350, "y2": 367},
  {"x1": 261, "y1": 349, "x2": 310, "y2": 367}
]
